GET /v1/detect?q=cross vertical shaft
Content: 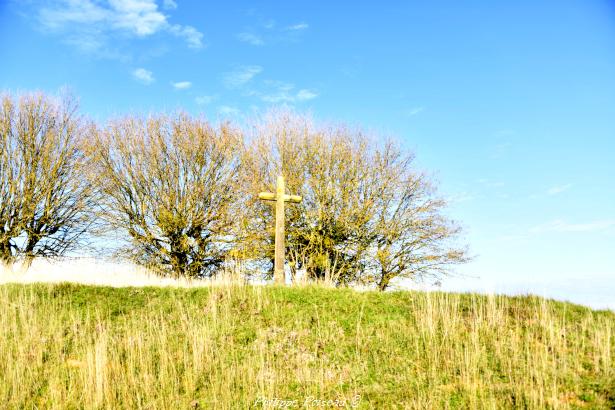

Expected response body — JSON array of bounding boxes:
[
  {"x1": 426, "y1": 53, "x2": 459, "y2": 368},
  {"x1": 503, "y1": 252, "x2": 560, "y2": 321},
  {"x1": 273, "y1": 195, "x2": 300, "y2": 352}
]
[
  {"x1": 274, "y1": 175, "x2": 285, "y2": 284},
  {"x1": 258, "y1": 175, "x2": 302, "y2": 285}
]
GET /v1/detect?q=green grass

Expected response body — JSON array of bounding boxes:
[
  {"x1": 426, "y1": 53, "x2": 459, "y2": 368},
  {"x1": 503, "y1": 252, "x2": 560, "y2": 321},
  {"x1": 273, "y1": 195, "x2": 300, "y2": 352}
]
[{"x1": 1, "y1": 283, "x2": 614, "y2": 409}]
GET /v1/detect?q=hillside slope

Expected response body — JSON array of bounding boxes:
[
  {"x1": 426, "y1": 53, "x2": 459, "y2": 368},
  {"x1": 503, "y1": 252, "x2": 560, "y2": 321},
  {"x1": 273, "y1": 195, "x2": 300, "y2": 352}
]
[{"x1": 1, "y1": 283, "x2": 614, "y2": 409}]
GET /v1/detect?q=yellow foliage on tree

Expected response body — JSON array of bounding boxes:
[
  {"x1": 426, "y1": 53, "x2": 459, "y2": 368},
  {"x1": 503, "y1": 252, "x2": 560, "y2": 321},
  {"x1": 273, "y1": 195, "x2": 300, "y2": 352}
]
[
  {"x1": 0, "y1": 92, "x2": 95, "y2": 264},
  {"x1": 85, "y1": 114, "x2": 243, "y2": 277},
  {"x1": 241, "y1": 110, "x2": 468, "y2": 289}
]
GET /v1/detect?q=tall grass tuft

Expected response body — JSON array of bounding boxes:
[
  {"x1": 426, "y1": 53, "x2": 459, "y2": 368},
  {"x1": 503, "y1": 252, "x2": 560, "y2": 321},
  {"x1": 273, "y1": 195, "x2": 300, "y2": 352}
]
[{"x1": 1, "y1": 283, "x2": 614, "y2": 409}]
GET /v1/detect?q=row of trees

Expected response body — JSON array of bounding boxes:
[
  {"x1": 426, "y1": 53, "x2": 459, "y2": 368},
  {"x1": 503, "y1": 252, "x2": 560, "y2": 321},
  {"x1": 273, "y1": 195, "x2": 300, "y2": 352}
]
[{"x1": 0, "y1": 92, "x2": 467, "y2": 290}]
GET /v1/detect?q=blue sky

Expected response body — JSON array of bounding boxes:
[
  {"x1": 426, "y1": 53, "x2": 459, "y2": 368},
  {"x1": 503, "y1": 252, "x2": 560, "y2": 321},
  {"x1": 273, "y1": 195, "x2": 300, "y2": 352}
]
[{"x1": 1, "y1": 0, "x2": 614, "y2": 308}]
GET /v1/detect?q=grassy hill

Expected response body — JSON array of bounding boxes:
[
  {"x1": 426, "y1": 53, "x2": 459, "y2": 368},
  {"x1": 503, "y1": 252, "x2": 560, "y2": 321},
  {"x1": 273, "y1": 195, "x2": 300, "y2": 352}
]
[{"x1": 1, "y1": 283, "x2": 613, "y2": 409}]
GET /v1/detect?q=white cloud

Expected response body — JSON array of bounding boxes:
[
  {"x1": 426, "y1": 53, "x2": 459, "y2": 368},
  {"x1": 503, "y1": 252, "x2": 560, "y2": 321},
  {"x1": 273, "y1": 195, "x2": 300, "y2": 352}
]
[
  {"x1": 232, "y1": 18, "x2": 307, "y2": 48},
  {"x1": 223, "y1": 65, "x2": 263, "y2": 88},
  {"x1": 172, "y1": 81, "x2": 192, "y2": 90},
  {"x1": 162, "y1": 0, "x2": 177, "y2": 10},
  {"x1": 218, "y1": 105, "x2": 240, "y2": 115},
  {"x1": 237, "y1": 32, "x2": 264, "y2": 46},
  {"x1": 109, "y1": 0, "x2": 167, "y2": 36},
  {"x1": 38, "y1": 0, "x2": 204, "y2": 52},
  {"x1": 547, "y1": 184, "x2": 572, "y2": 195},
  {"x1": 195, "y1": 95, "x2": 215, "y2": 105},
  {"x1": 169, "y1": 24, "x2": 204, "y2": 49},
  {"x1": 286, "y1": 22, "x2": 309, "y2": 30},
  {"x1": 67, "y1": 35, "x2": 106, "y2": 54},
  {"x1": 39, "y1": 0, "x2": 107, "y2": 28},
  {"x1": 296, "y1": 89, "x2": 318, "y2": 101},
  {"x1": 258, "y1": 81, "x2": 293, "y2": 102},
  {"x1": 132, "y1": 67, "x2": 154, "y2": 84},
  {"x1": 406, "y1": 106, "x2": 424, "y2": 116},
  {"x1": 530, "y1": 219, "x2": 615, "y2": 234},
  {"x1": 258, "y1": 82, "x2": 318, "y2": 103}
]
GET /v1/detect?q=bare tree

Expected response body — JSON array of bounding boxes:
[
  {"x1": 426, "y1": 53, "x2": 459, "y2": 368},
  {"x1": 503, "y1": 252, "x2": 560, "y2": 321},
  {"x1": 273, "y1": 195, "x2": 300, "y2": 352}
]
[
  {"x1": 369, "y1": 143, "x2": 469, "y2": 290},
  {"x1": 0, "y1": 92, "x2": 95, "y2": 264},
  {"x1": 242, "y1": 110, "x2": 468, "y2": 289},
  {"x1": 240, "y1": 112, "x2": 373, "y2": 283},
  {"x1": 86, "y1": 114, "x2": 243, "y2": 278}
]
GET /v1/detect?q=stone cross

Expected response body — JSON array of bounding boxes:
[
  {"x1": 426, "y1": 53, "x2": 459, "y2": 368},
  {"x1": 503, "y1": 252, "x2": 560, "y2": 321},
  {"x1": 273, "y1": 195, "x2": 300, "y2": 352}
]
[{"x1": 258, "y1": 176, "x2": 302, "y2": 285}]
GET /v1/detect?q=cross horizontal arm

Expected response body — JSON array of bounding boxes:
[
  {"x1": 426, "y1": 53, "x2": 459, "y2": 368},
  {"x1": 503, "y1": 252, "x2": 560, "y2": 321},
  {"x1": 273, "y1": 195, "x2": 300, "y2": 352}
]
[
  {"x1": 258, "y1": 192, "x2": 302, "y2": 203},
  {"x1": 258, "y1": 192, "x2": 276, "y2": 201},
  {"x1": 284, "y1": 194, "x2": 302, "y2": 203}
]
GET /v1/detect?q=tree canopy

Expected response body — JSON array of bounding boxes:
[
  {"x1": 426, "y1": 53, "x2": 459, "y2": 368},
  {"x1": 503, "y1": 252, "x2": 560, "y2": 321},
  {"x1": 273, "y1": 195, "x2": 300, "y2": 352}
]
[{"x1": 1, "y1": 91, "x2": 467, "y2": 289}]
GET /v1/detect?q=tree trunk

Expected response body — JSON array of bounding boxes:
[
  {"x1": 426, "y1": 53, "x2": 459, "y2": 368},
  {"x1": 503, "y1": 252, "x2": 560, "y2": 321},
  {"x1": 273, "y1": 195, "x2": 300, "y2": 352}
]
[
  {"x1": 377, "y1": 272, "x2": 392, "y2": 291},
  {"x1": 0, "y1": 240, "x2": 15, "y2": 265}
]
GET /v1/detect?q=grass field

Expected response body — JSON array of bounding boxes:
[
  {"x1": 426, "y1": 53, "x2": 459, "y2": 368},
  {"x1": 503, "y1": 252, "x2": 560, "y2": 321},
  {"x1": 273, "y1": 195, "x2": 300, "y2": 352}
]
[{"x1": 1, "y1": 283, "x2": 614, "y2": 409}]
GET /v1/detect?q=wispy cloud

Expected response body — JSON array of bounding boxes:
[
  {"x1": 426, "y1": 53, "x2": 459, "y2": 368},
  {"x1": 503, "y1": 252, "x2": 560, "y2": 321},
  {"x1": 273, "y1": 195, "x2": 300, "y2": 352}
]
[
  {"x1": 530, "y1": 219, "x2": 615, "y2": 234},
  {"x1": 256, "y1": 81, "x2": 318, "y2": 103},
  {"x1": 162, "y1": 0, "x2": 177, "y2": 10},
  {"x1": 223, "y1": 65, "x2": 263, "y2": 88},
  {"x1": 296, "y1": 89, "x2": 318, "y2": 101},
  {"x1": 132, "y1": 68, "x2": 154, "y2": 84},
  {"x1": 172, "y1": 81, "x2": 192, "y2": 90},
  {"x1": 168, "y1": 25, "x2": 204, "y2": 49},
  {"x1": 406, "y1": 106, "x2": 424, "y2": 116},
  {"x1": 236, "y1": 32, "x2": 264, "y2": 46},
  {"x1": 234, "y1": 16, "x2": 307, "y2": 47},
  {"x1": 286, "y1": 22, "x2": 309, "y2": 30},
  {"x1": 547, "y1": 184, "x2": 572, "y2": 195},
  {"x1": 195, "y1": 95, "x2": 216, "y2": 105},
  {"x1": 218, "y1": 105, "x2": 240, "y2": 116},
  {"x1": 37, "y1": 0, "x2": 204, "y2": 53}
]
